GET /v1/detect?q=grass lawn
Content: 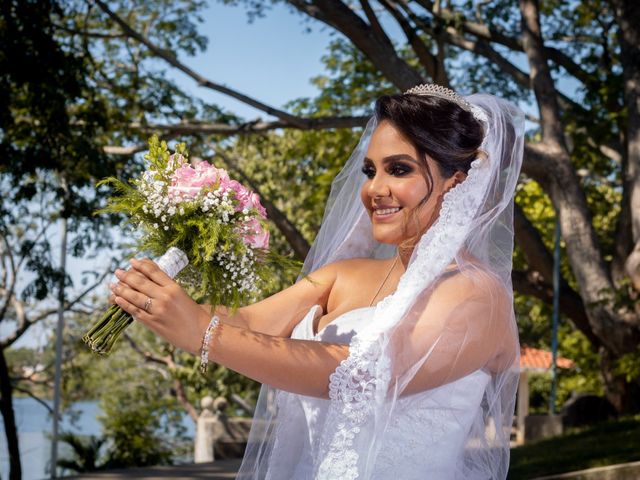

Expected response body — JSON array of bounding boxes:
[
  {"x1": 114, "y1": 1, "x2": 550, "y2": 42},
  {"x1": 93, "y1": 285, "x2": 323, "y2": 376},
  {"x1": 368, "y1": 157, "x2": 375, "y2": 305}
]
[{"x1": 508, "y1": 415, "x2": 640, "y2": 479}]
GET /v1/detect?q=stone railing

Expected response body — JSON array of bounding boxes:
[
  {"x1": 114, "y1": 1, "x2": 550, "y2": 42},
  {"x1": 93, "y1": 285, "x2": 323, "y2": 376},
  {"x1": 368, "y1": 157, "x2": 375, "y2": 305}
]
[{"x1": 194, "y1": 396, "x2": 253, "y2": 462}]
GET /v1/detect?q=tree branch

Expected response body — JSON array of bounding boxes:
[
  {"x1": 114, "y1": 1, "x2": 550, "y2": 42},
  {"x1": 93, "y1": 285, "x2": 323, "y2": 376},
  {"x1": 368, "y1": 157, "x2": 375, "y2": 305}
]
[
  {"x1": 173, "y1": 377, "x2": 198, "y2": 423},
  {"x1": 398, "y1": 2, "x2": 585, "y2": 115},
  {"x1": 93, "y1": 0, "x2": 308, "y2": 127},
  {"x1": 517, "y1": 0, "x2": 640, "y2": 355},
  {"x1": 513, "y1": 204, "x2": 596, "y2": 342},
  {"x1": 12, "y1": 386, "x2": 54, "y2": 414},
  {"x1": 52, "y1": 22, "x2": 126, "y2": 39},
  {"x1": 125, "y1": 116, "x2": 369, "y2": 136},
  {"x1": 378, "y1": 0, "x2": 439, "y2": 81},
  {"x1": 610, "y1": 0, "x2": 640, "y2": 290},
  {"x1": 0, "y1": 268, "x2": 111, "y2": 349},
  {"x1": 519, "y1": 0, "x2": 565, "y2": 145},
  {"x1": 511, "y1": 270, "x2": 600, "y2": 346},
  {"x1": 102, "y1": 115, "x2": 370, "y2": 160},
  {"x1": 120, "y1": 333, "x2": 167, "y2": 366},
  {"x1": 359, "y1": 0, "x2": 391, "y2": 45},
  {"x1": 0, "y1": 233, "x2": 18, "y2": 325},
  {"x1": 101, "y1": 117, "x2": 371, "y2": 158},
  {"x1": 122, "y1": 334, "x2": 198, "y2": 422},
  {"x1": 287, "y1": 0, "x2": 424, "y2": 90},
  {"x1": 521, "y1": 143, "x2": 553, "y2": 188},
  {"x1": 411, "y1": 0, "x2": 593, "y2": 85}
]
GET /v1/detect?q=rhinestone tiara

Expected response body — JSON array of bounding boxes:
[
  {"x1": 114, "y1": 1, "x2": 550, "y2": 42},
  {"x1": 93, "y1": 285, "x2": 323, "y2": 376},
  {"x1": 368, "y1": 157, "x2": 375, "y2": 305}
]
[{"x1": 403, "y1": 84, "x2": 488, "y2": 123}]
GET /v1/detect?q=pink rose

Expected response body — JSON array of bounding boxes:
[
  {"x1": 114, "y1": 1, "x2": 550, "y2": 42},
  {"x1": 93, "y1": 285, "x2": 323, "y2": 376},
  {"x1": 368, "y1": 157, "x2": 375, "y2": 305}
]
[
  {"x1": 240, "y1": 217, "x2": 270, "y2": 250},
  {"x1": 249, "y1": 192, "x2": 268, "y2": 218},
  {"x1": 233, "y1": 187, "x2": 268, "y2": 218},
  {"x1": 231, "y1": 183, "x2": 250, "y2": 209},
  {"x1": 191, "y1": 162, "x2": 228, "y2": 188},
  {"x1": 223, "y1": 179, "x2": 245, "y2": 198},
  {"x1": 168, "y1": 162, "x2": 229, "y2": 200}
]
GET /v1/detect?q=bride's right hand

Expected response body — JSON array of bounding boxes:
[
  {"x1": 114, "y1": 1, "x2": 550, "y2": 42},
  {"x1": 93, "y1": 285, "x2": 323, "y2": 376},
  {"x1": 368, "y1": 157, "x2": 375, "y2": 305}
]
[
  {"x1": 108, "y1": 284, "x2": 118, "y2": 305},
  {"x1": 108, "y1": 259, "x2": 338, "y2": 337}
]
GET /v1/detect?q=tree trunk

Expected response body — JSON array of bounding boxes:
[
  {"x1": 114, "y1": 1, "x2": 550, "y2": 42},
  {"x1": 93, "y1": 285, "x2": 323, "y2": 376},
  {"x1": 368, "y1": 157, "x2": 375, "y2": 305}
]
[
  {"x1": 610, "y1": 0, "x2": 640, "y2": 289},
  {"x1": 0, "y1": 347, "x2": 22, "y2": 480},
  {"x1": 519, "y1": 0, "x2": 640, "y2": 413},
  {"x1": 600, "y1": 347, "x2": 640, "y2": 413},
  {"x1": 288, "y1": 0, "x2": 425, "y2": 90}
]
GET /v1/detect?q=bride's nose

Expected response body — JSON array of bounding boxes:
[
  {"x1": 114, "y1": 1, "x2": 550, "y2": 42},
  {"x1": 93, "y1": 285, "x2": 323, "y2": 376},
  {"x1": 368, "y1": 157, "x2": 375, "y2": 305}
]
[{"x1": 367, "y1": 173, "x2": 391, "y2": 198}]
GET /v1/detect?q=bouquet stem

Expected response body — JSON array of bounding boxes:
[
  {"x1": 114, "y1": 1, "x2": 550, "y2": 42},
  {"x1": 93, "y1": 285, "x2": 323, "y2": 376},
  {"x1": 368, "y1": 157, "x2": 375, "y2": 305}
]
[{"x1": 83, "y1": 247, "x2": 188, "y2": 355}]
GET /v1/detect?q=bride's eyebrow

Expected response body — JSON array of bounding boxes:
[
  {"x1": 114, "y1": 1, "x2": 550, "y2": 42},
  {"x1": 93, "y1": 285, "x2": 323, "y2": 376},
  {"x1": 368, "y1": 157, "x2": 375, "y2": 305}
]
[{"x1": 363, "y1": 154, "x2": 419, "y2": 165}]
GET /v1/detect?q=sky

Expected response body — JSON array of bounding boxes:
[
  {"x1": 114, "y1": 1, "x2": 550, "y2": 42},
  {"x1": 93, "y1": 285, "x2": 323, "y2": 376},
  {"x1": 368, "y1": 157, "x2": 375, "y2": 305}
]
[{"x1": 167, "y1": 2, "x2": 338, "y2": 119}]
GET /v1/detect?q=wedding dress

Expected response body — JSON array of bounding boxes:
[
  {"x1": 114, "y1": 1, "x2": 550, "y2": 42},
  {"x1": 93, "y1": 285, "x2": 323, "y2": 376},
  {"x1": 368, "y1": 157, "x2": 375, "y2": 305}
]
[
  {"x1": 237, "y1": 91, "x2": 525, "y2": 480},
  {"x1": 268, "y1": 304, "x2": 493, "y2": 479}
]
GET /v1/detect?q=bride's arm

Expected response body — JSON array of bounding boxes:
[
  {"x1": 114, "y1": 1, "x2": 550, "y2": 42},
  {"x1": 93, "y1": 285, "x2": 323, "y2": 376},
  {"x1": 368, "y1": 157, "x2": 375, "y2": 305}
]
[
  {"x1": 202, "y1": 322, "x2": 348, "y2": 397},
  {"x1": 112, "y1": 258, "x2": 513, "y2": 399},
  {"x1": 111, "y1": 257, "x2": 347, "y2": 398},
  {"x1": 201, "y1": 262, "x2": 336, "y2": 337},
  {"x1": 112, "y1": 258, "x2": 339, "y2": 338}
]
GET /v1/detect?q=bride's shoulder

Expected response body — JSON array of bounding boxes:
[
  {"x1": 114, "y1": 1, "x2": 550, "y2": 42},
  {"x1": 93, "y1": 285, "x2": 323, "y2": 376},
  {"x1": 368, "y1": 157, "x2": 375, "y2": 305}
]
[
  {"x1": 434, "y1": 262, "x2": 509, "y2": 302},
  {"x1": 303, "y1": 257, "x2": 383, "y2": 289},
  {"x1": 306, "y1": 257, "x2": 379, "y2": 276},
  {"x1": 311, "y1": 257, "x2": 388, "y2": 293},
  {"x1": 329, "y1": 257, "x2": 389, "y2": 278}
]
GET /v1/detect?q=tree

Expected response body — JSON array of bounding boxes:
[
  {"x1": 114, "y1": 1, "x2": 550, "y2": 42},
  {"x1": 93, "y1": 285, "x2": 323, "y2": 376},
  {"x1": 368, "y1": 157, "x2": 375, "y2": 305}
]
[
  {"x1": 5, "y1": 4, "x2": 637, "y2": 476},
  {"x1": 87, "y1": 0, "x2": 640, "y2": 412},
  {"x1": 0, "y1": 0, "x2": 214, "y2": 477},
  {"x1": 1, "y1": 1, "x2": 288, "y2": 474},
  {"x1": 56, "y1": 432, "x2": 108, "y2": 474}
]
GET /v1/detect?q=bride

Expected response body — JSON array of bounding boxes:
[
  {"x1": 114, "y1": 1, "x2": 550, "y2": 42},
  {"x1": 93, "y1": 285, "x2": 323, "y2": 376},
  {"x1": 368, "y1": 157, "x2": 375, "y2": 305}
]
[{"x1": 110, "y1": 84, "x2": 525, "y2": 479}]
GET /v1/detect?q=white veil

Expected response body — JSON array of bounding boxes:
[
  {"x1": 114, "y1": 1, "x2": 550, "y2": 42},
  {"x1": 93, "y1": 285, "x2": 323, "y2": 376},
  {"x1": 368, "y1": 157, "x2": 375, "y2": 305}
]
[{"x1": 237, "y1": 93, "x2": 525, "y2": 479}]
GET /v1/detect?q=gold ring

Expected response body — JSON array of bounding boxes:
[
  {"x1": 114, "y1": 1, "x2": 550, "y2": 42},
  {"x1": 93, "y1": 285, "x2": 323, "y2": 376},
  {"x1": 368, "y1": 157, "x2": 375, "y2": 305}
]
[{"x1": 143, "y1": 297, "x2": 152, "y2": 312}]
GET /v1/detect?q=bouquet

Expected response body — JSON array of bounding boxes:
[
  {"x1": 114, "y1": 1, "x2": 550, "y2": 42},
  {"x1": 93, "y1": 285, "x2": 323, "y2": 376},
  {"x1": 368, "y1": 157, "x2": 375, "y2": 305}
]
[{"x1": 84, "y1": 136, "x2": 286, "y2": 355}]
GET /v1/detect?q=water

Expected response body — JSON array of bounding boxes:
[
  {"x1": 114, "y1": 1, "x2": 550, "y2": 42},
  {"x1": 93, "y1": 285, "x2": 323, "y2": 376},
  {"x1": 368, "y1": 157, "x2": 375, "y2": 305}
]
[
  {"x1": 0, "y1": 398, "x2": 195, "y2": 480},
  {"x1": 0, "y1": 398, "x2": 103, "y2": 480}
]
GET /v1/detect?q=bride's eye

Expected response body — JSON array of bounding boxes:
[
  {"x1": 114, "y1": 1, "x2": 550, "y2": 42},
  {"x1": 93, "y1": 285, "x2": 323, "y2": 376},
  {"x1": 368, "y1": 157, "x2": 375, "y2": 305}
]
[
  {"x1": 389, "y1": 163, "x2": 412, "y2": 176},
  {"x1": 361, "y1": 164, "x2": 375, "y2": 179}
]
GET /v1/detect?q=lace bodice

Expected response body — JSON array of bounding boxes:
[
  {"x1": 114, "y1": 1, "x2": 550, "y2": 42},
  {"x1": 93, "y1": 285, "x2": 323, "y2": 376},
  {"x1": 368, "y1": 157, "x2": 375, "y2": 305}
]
[{"x1": 263, "y1": 305, "x2": 492, "y2": 479}]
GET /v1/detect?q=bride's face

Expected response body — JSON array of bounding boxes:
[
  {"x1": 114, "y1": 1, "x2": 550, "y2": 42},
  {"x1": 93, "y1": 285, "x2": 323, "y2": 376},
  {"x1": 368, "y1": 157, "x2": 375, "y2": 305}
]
[{"x1": 360, "y1": 120, "x2": 461, "y2": 246}]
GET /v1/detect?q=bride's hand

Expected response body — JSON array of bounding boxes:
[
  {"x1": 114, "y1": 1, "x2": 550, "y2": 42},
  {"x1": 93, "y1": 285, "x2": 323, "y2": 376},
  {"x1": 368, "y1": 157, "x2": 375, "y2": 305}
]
[{"x1": 110, "y1": 258, "x2": 211, "y2": 354}]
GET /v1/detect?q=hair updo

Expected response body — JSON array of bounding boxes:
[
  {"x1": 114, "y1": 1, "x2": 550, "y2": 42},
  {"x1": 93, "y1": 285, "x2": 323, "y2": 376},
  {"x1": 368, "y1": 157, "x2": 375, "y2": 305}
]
[{"x1": 374, "y1": 93, "x2": 485, "y2": 179}]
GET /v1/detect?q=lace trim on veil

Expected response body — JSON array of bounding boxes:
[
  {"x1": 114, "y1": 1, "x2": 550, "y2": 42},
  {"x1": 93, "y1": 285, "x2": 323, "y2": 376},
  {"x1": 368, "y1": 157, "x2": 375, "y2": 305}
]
[{"x1": 316, "y1": 157, "x2": 491, "y2": 479}]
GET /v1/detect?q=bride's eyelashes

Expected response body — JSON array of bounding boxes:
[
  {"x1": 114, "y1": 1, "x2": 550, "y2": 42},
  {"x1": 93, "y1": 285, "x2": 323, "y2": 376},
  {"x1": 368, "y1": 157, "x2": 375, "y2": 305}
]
[
  {"x1": 361, "y1": 164, "x2": 375, "y2": 179},
  {"x1": 361, "y1": 162, "x2": 414, "y2": 179},
  {"x1": 389, "y1": 163, "x2": 413, "y2": 176}
]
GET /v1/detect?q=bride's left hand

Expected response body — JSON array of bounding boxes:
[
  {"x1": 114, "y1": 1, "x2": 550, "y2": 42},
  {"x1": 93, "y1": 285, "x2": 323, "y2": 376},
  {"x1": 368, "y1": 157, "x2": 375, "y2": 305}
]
[{"x1": 111, "y1": 258, "x2": 210, "y2": 354}]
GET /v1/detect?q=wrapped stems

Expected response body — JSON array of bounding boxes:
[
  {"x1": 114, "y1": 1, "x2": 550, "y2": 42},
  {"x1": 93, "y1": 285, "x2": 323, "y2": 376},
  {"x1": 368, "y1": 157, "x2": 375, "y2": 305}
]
[
  {"x1": 83, "y1": 305, "x2": 133, "y2": 355},
  {"x1": 83, "y1": 247, "x2": 188, "y2": 355}
]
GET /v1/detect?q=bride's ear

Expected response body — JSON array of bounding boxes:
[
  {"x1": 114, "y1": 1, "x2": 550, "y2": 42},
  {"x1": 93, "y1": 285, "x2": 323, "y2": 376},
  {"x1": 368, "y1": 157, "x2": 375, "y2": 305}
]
[{"x1": 443, "y1": 170, "x2": 467, "y2": 194}]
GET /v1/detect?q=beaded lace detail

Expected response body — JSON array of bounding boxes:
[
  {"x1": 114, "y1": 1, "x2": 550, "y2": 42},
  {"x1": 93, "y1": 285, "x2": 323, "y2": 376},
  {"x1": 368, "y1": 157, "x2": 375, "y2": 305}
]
[
  {"x1": 373, "y1": 400, "x2": 450, "y2": 478},
  {"x1": 317, "y1": 157, "x2": 491, "y2": 479}
]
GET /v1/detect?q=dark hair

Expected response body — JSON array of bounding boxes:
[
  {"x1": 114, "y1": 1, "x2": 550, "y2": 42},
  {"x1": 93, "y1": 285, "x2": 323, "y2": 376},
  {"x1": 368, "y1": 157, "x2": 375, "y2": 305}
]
[
  {"x1": 374, "y1": 93, "x2": 485, "y2": 178},
  {"x1": 373, "y1": 93, "x2": 485, "y2": 250}
]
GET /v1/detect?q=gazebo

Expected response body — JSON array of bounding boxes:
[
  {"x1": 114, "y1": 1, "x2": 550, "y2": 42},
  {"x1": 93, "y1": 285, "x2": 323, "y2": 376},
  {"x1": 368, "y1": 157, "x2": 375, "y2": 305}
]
[{"x1": 513, "y1": 346, "x2": 575, "y2": 445}]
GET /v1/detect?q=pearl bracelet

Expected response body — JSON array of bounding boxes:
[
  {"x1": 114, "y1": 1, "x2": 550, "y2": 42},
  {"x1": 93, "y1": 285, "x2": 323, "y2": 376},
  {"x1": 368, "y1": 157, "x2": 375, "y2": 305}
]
[{"x1": 200, "y1": 315, "x2": 220, "y2": 374}]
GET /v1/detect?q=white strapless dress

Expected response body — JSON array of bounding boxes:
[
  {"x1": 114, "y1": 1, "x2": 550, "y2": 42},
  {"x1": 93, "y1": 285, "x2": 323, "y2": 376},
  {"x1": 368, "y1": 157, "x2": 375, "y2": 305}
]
[{"x1": 265, "y1": 305, "x2": 493, "y2": 479}]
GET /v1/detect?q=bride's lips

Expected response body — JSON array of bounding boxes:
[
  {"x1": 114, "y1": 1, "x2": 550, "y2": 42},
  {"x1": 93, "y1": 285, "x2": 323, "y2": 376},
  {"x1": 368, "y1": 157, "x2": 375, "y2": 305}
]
[{"x1": 372, "y1": 206, "x2": 403, "y2": 221}]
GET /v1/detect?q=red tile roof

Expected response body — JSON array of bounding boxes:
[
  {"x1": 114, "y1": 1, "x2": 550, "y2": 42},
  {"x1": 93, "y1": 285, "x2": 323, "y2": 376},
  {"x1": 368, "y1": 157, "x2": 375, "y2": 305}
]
[{"x1": 520, "y1": 346, "x2": 574, "y2": 371}]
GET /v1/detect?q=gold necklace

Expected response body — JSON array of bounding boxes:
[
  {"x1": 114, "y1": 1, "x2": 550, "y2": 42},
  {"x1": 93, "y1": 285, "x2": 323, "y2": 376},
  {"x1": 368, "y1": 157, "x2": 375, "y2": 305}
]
[{"x1": 369, "y1": 255, "x2": 399, "y2": 306}]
